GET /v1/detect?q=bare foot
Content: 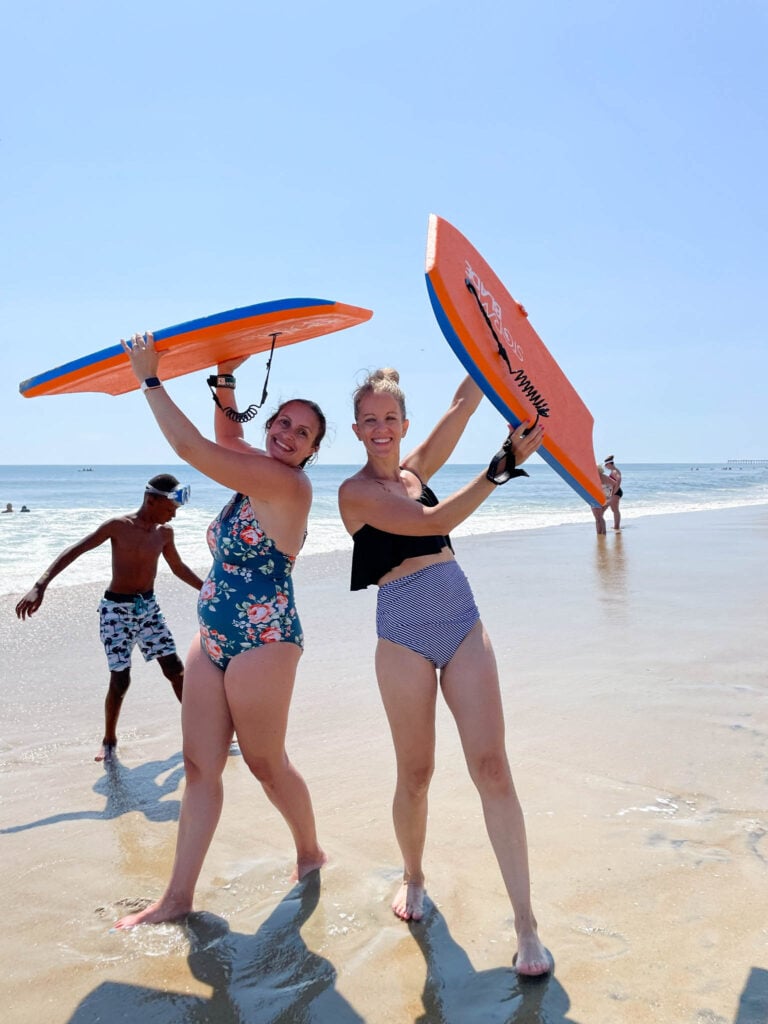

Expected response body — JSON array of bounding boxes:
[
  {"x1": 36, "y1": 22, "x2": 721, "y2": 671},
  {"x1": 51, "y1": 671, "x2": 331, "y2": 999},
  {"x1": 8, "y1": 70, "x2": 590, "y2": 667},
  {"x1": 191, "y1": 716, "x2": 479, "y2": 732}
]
[
  {"x1": 113, "y1": 896, "x2": 190, "y2": 930},
  {"x1": 95, "y1": 741, "x2": 116, "y2": 763},
  {"x1": 514, "y1": 932, "x2": 553, "y2": 977},
  {"x1": 291, "y1": 848, "x2": 328, "y2": 882},
  {"x1": 392, "y1": 879, "x2": 425, "y2": 921}
]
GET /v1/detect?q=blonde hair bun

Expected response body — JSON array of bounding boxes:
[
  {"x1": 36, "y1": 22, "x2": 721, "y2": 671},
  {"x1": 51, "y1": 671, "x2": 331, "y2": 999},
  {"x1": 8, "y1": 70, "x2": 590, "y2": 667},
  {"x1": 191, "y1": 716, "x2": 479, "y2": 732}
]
[
  {"x1": 371, "y1": 367, "x2": 400, "y2": 385},
  {"x1": 353, "y1": 367, "x2": 406, "y2": 418}
]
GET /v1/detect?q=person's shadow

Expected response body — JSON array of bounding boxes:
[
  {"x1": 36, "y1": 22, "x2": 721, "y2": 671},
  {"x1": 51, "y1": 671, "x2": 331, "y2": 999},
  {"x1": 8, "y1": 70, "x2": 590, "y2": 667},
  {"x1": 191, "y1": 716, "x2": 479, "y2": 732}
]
[
  {"x1": 409, "y1": 899, "x2": 579, "y2": 1024},
  {"x1": 67, "y1": 871, "x2": 364, "y2": 1023},
  {"x1": 0, "y1": 752, "x2": 185, "y2": 834},
  {"x1": 735, "y1": 967, "x2": 768, "y2": 1023}
]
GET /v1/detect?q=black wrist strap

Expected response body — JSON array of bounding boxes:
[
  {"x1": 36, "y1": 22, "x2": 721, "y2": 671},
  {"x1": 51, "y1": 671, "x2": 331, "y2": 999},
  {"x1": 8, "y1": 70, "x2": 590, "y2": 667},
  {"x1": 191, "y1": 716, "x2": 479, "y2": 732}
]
[
  {"x1": 486, "y1": 436, "x2": 530, "y2": 485},
  {"x1": 205, "y1": 333, "x2": 280, "y2": 423},
  {"x1": 487, "y1": 462, "x2": 529, "y2": 485},
  {"x1": 206, "y1": 374, "x2": 236, "y2": 390}
]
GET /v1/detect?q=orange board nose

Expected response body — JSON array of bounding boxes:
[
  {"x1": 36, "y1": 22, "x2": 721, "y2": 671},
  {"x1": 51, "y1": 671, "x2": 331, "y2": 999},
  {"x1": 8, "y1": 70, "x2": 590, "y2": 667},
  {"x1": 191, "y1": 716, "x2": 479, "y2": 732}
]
[{"x1": 425, "y1": 215, "x2": 603, "y2": 507}]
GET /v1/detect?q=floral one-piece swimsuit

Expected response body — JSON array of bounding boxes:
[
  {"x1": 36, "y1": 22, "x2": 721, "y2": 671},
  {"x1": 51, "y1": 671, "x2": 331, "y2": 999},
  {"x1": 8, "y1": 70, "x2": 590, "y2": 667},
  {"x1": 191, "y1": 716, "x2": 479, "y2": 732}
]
[{"x1": 198, "y1": 492, "x2": 303, "y2": 670}]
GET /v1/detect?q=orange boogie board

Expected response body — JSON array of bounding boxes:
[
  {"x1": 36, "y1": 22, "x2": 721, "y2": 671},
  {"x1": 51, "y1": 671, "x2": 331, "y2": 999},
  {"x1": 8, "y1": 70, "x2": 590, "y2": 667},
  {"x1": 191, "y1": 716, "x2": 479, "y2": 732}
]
[
  {"x1": 425, "y1": 215, "x2": 603, "y2": 507},
  {"x1": 19, "y1": 297, "x2": 373, "y2": 399}
]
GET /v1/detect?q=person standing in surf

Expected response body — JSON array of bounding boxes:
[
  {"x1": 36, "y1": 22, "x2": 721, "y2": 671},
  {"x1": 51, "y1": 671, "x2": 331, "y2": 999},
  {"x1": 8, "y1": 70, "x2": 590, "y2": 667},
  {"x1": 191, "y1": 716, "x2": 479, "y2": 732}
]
[
  {"x1": 114, "y1": 333, "x2": 327, "y2": 929},
  {"x1": 604, "y1": 456, "x2": 623, "y2": 530},
  {"x1": 15, "y1": 474, "x2": 203, "y2": 762},
  {"x1": 337, "y1": 368, "x2": 551, "y2": 977},
  {"x1": 591, "y1": 464, "x2": 615, "y2": 535}
]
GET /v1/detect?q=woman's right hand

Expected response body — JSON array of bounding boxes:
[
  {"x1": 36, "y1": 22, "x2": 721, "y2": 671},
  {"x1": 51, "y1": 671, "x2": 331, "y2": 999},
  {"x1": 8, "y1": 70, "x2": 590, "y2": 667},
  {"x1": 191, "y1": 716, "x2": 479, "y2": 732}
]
[{"x1": 121, "y1": 333, "x2": 161, "y2": 382}]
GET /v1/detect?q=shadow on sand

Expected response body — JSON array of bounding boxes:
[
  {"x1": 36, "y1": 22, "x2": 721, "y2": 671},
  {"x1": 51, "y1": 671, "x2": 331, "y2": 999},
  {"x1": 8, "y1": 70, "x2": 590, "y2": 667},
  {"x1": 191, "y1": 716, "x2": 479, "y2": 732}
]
[
  {"x1": 409, "y1": 899, "x2": 579, "y2": 1024},
  {"x1": 67, "y1": 871, "x2": 364, "y2": 1024},
  {"x1": 409, "y1": 902, "x2": 768, "y2": 1024},
  {"x1": 735, "y1": 968, "x2": 768, "y2": 1023},
  {"x1": 0, "y1": 751, "x2": 184, "y2": 834}
]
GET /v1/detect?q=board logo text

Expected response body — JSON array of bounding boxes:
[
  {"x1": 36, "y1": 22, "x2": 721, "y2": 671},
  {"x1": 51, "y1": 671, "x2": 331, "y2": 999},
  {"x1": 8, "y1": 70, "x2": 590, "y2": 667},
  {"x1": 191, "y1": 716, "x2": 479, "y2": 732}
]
[{"x1": 464, "y1": 261, "x2": 524, "y2": 363}]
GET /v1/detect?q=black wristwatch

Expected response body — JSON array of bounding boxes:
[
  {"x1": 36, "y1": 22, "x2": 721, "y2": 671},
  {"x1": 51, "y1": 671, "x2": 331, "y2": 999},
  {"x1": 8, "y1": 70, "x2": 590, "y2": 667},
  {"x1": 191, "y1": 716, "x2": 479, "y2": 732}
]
[{"x1": 140, "y1": 377, "x2": 163, "y2": 392}]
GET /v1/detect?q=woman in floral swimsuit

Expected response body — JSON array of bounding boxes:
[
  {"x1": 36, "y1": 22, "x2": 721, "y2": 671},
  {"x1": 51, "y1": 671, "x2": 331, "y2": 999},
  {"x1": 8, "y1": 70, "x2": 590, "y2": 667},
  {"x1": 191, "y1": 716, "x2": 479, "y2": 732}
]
[
  {"x1": 115, "y1": 334, "x2": 327, "y2": 930},
  {"x1": 199, "y1": 490, "x2": 303, "y2": 668}
]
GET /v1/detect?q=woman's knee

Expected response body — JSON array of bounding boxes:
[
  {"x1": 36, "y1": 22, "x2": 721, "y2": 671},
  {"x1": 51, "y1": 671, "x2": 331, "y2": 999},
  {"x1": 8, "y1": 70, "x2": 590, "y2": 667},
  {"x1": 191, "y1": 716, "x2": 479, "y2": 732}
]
[
  {"x1": 242, "y1": 752, "x2": 285, "y2": 790},
  {"x1": 398, "y1": 760, "x2": 435, "y2": 798},
  {"x1": 182, "y1": 749, "x2": 227, "y2": 784},
  {"x1": 467, "y1": 750, "x2": 513, "y2": 795}
]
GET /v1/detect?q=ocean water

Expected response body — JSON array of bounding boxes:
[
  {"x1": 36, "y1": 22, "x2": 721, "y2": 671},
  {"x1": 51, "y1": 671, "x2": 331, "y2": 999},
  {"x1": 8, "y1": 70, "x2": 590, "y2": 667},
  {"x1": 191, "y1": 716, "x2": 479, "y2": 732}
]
[{"x1": 1, "y1": 461, "x2": 767, "y2": 597}]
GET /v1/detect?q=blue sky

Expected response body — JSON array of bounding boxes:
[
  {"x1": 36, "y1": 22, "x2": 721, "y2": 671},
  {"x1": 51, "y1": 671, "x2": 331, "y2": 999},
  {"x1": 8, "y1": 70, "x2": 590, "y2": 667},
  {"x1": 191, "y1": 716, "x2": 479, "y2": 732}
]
[{"x1": 2, "y1": 0, "x2": 766, "y2": 466}]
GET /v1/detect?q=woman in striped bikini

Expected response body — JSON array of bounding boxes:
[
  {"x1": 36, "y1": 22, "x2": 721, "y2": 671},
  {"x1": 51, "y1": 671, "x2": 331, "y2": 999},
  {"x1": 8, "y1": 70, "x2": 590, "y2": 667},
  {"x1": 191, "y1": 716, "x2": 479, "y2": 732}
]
[{"x1": 338, "y1": 369, "x2": 551, "y2": 977}]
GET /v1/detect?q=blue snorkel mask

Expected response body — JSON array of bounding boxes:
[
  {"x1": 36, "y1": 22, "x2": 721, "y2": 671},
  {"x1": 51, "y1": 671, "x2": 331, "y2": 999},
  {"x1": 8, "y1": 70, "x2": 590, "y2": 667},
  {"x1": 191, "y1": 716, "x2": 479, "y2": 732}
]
[{"x1": 145, "y1": 482, "x2": 191, "y2": 506}]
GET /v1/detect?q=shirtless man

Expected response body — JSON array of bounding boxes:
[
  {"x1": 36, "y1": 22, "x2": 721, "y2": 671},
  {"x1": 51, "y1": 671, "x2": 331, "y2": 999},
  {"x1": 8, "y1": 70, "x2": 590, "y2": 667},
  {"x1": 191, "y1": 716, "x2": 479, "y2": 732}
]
[{"x1": 15, "y1": 474, "x2": 204, "y2": 761}]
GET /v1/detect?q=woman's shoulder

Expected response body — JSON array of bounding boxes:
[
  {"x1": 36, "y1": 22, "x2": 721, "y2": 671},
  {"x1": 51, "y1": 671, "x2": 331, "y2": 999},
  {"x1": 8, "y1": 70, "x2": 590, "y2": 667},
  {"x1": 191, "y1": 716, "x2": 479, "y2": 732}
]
[{"x1": 339, "y1": 466, "x2": 375, "y2": 490}]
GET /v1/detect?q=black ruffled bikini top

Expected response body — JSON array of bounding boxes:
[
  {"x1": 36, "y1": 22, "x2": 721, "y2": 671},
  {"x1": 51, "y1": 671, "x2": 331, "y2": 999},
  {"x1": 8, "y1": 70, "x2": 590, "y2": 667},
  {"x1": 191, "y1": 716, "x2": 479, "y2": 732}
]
[{"x1": 350, "y1": 480, "x2": 453, "y2": 590}]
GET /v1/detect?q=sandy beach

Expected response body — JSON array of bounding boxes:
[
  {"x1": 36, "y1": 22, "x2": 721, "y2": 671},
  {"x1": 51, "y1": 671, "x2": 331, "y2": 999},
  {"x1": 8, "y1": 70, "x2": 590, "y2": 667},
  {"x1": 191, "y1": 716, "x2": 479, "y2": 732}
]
[{"x1": 1, "y1": 505, "x2": 767, "y2": 1024}]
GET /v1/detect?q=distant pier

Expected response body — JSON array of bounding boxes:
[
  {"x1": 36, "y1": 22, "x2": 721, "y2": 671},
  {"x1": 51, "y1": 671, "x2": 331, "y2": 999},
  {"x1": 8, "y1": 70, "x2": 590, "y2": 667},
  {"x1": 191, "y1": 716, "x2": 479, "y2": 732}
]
[{"x1": 727, "y1": 459, "x2": 768, "y2": 465}]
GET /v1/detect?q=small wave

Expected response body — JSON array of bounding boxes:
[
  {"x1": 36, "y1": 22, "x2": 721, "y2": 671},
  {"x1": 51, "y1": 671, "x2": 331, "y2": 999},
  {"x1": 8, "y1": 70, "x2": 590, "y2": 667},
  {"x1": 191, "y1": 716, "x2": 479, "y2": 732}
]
[{"x1": 2, "y1": 463, "x2": 766, "y2": 596}]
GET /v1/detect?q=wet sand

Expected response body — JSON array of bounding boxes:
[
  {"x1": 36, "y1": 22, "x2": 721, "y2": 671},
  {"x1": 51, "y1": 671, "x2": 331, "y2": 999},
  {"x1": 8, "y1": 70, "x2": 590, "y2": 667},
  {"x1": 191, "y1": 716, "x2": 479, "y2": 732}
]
[{"x1": 1, "y1": 505, "x2": 767, "y2": 1023}]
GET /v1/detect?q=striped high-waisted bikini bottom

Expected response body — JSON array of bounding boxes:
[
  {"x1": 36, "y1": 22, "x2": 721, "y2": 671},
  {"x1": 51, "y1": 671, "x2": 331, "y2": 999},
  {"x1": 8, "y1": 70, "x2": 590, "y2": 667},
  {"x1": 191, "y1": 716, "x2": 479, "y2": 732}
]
[{"x1": 376, "y1": 560, "x2": 480, "y2": 669}]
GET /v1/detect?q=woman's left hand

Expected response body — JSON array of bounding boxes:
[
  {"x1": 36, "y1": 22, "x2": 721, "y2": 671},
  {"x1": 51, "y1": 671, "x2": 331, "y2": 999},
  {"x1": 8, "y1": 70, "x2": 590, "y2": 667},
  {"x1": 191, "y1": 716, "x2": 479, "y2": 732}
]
[
  {"x1": 508, "y1": 419, "x2": 544, "y2": 467},
  {"x1": 218, "y1": 355, "x2": 249, "y2": 375},
  {"x1": 121, "y1": 332, "x2": 160, "y2": 382}
]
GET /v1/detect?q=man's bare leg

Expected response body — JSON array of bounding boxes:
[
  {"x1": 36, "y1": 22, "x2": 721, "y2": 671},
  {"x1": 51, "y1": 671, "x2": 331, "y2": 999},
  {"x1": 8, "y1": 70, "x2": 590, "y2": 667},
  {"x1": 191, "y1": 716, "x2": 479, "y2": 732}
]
[
  {"x1": 99, "y1": 669, "x2": 129, "y2": 762},
  {"x1": 158, "y1": 653, "x2": 184, "y2": 703}
]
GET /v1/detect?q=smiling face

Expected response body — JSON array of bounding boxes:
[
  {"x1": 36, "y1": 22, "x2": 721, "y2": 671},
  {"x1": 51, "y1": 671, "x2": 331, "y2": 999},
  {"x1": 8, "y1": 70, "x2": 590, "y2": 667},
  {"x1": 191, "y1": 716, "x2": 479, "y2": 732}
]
[
  {"x1": 266, "y1": 401, "x2": 322, "y2": 467},
  {"x1": 353, "y1": 391, "x2": 409, "y2": 461}
]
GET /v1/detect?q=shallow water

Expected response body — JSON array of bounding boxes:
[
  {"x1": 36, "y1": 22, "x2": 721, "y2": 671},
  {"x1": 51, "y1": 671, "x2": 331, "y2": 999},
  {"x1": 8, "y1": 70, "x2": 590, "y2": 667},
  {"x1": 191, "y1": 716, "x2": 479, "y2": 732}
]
[{"x1": 2, "y1": 461, "x2": 766, "y2": 594}]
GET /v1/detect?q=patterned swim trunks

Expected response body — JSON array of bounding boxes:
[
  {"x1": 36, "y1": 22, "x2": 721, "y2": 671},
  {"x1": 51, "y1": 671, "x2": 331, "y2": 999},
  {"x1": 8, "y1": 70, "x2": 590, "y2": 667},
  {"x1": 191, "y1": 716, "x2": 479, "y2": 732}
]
[{"x1": 98, "y1": 591, "x2": 177, "y2": 672}]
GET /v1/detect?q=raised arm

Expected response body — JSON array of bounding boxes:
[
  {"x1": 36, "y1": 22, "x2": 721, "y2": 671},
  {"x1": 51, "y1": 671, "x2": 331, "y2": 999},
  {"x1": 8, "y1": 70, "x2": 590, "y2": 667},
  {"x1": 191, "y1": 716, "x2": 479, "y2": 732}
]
[
  {"x1": 401, "y1": 375, "x2": 484, "y2": 483},
  {"x1": 339, "y1": 421, "x2": 543, "y2": 538},
  {"x1": 211, "y1": 357, "x2": 251, "y2": 452},
  {"x1": 121, "y1": 335, "x2": 306, "y2": 506},
  {"x1": 15, "y1": 521, "x2": 114, "y2": 619}
]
